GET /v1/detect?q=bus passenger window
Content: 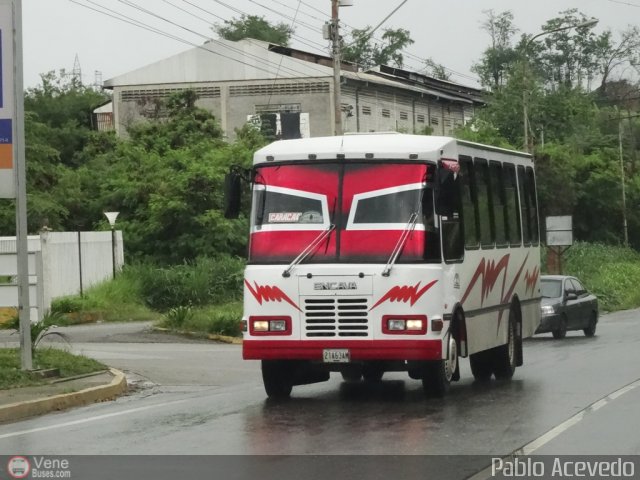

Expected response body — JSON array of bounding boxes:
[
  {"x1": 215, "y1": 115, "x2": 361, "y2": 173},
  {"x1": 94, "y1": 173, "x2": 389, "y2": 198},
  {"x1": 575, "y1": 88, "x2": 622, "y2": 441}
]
[
  {"x1": 518, "y1": 165, "x2": 531, "y2": 245},
  {"x1": 504, "y1": 164, "x2": 521, "y2": 246},
  {"x1": 526, "y1": 167, "x2": 539, "y2": 245},
  {"x1": 459, "y1": 157, "x2": 479, "y2": 249},
  {"x1": 475, "y1": 159, "x2": 494, "y2": 248},
  {"x1": 490, "y1": 161, "x2": 507, "y2": 246}
]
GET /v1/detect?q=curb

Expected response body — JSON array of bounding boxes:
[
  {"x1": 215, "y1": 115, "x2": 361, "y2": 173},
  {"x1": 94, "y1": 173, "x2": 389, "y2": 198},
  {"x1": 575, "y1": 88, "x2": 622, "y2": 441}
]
[
  {"x1": 0, "y1": 368, "x2": 127, "y2": 424},
  {"x1": 152, "y1": 326, "x2": 242, "y2": 345}
]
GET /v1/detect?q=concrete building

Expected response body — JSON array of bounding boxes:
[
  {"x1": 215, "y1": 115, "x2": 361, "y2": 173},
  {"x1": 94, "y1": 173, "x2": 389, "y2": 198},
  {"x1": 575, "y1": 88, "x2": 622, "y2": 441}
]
[{"x1": 102, "y1": 38, "x2": 483, "y2": 140}]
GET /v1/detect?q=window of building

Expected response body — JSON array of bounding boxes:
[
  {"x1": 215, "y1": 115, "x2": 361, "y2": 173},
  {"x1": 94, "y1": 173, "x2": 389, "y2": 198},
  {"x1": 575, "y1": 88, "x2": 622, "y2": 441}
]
[
  {"x1": 381, "y1": 109, "x2": 391, "y2": 118},
  {"x1": 431, "y1": 117, "x2": 439, "y2": 126},
  {"x1": 400, "y1": 111, "x2": 408, "y2": 120},
  {"x1": 362, "y1": 106, "x2": 372, "y2": 115},
  {"x1": 417, "y1": 114, "x2": 426, "y2": 123}
]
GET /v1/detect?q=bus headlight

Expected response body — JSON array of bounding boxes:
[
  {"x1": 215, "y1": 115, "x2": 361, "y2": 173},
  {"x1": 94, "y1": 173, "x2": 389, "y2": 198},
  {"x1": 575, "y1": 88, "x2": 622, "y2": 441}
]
[
  {"x1": 249, "y1": 316, "x2": 292, "y2": 335},
  {"x1": 382, "y1": 315, "x2": 427, "y2": 334}
]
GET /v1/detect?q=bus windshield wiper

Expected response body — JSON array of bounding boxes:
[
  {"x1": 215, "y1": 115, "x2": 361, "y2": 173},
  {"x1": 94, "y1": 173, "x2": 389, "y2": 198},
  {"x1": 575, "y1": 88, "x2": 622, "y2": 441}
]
[
  {"x1": 382, "y1": 212, "x2": 418, "y2": 277},
  {"x1": 282, "y1": 224, "x2": 336, "y2": 278}
]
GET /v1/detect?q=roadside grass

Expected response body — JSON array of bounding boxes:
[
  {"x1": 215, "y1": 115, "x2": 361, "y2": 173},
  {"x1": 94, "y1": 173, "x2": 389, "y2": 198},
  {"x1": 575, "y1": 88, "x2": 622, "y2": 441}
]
[
  {"x1": 50, "y1": 265, "x2": 160, "y2": 324},
  {"x1": 0, "y1": 348, "x2": 106, "y2": 390},
  {"x1": 555, "y1": 242, "x2": 640, "y2": 312},
  {"x1": 49, "y1": 258, "x2": 245, "y2": 337},
  {"x1": 158, "y1": 302, "x2": 242, "y2": 338}
]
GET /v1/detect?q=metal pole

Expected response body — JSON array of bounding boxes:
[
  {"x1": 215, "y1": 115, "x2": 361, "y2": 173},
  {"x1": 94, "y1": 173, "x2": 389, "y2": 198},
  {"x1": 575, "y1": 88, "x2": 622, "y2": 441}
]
[
  {"x1": 13, "y1": 0, "x2": 32, "y2": 370},
  {"x1": 331, "y1": 0, "x2": 342, "y2": 136},
  {"x1": 618, "y1": 113, "x2": 629, "y2": 247},
  {"x1": 111, "y1": 227, "x2": 116, "y2": 279},
  {"x1": 522, "y1": 60, "x2": 529, "y2": 152},
  {"x1": 77, "y1": 230, "x2": 83, "y2": 297}
]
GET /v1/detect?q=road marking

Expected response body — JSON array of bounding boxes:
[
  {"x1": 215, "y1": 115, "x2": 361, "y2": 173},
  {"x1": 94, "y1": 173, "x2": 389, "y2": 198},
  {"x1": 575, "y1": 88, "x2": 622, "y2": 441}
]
[
  {"x1": 468, "y1": 377, "x2": 640, "y2": 480},
  {"x1": 0, "y1": 398, "x2": 188, "y2": 440}
]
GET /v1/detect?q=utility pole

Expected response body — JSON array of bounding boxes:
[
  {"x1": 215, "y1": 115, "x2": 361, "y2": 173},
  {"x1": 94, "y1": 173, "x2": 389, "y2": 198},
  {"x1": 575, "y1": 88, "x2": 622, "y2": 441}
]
[{"x1": 331, "y1": 0, "x2": 342, "y2": 136}]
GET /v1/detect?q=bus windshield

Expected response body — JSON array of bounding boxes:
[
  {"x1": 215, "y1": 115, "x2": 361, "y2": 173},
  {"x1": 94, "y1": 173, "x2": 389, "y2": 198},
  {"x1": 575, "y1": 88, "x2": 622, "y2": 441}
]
[{"x1": 249, "y1": 162, "x2": 439, "y2": 264}]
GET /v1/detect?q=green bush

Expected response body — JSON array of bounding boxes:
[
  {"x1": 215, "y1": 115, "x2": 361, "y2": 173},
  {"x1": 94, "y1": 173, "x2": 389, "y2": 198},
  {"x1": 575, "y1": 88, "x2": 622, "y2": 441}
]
[
  {"x1": 163, "y1": 305, "x2": 194, "y2": 329},
  {"x1": 560, "y1": 242, "x2": 640, "y2": 312},
  {"x1": 139, "y1": 256, "x2": 244, "y2": 311},
  {"x1": 184, "y1": 302, "x2": 243, "y2": 337}
]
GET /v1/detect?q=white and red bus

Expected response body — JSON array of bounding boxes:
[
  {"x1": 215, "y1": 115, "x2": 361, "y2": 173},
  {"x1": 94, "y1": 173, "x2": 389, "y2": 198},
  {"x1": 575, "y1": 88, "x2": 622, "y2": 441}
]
[{"x1": 225, "y1": 133, "x2": 541, "y2": 398}]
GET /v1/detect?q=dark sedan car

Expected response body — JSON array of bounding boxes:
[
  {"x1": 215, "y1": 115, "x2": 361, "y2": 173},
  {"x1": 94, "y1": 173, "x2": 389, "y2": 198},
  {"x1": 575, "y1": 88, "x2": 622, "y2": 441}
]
[{"x1": 535, "y1": 275, "x2": 599, "y2": 339}]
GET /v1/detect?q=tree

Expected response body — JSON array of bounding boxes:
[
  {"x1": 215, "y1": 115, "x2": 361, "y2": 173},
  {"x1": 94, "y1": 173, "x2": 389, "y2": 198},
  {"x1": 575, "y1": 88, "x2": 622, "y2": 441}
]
[
  {"x1": 214, "y1": 15, "x2": 293, "y2": 46},
  {"x1": 341, "y1": 27, "x2": 414, "y2": 70},
  {"x1": 472, "y1": 10, "x2": 519, "y2": 90},
  {"x1": 423, "y1": 58, "x2": 451, "y2": 81}
]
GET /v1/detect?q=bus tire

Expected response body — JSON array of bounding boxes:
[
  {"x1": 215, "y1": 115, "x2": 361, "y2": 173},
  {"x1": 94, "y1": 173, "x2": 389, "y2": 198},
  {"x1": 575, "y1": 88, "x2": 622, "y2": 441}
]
[
  {"x1": 362, "y1": 363, "x2": 384, "y2": 382},
  {"x1": 341, "y1": 365, "x2": 363, "y2": 382},
  {"x1": 492, "y1": 306, "x2": 518, "y2": 380},
  {"x1": 262, "y1": 360, "x2": 293, "y2": 399},
  {"x1": 469, "y1": 350, "x2": 493, "y2": 382},
  {"x1": 422, "y1": 332, "x2": 457, "y2": 397}
]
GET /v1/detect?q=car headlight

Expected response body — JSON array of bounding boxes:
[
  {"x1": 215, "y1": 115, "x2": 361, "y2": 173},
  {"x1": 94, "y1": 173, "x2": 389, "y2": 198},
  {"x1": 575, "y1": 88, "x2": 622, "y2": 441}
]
[{"x1": 541, "y1": 305, "x2": 555, "y2": 315}]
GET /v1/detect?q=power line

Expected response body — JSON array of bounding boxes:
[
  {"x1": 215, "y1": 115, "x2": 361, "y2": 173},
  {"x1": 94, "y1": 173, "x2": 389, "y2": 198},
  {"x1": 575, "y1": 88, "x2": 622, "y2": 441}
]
[
  {"x1": 116, "y1": 0, "x2": 333, "y2": 78},
  {"x1": 607, "y1": 0, "x2": 640, "y2": 7},
  {"x1": 71, "y1": 0, "x2": 335, "y2": 83}
]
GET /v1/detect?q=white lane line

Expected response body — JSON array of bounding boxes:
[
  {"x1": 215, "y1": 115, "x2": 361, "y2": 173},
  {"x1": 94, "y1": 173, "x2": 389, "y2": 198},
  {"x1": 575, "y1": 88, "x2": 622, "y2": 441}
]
[
  {"x1": 0, "y1": 399, "x2": 188, "y2": 440},
  {"x1": 516, "y1": 377, "x2": 640, "y2": 455},
  {"x1": 468, "y1": 377, "x2": 640, "y2": 480}
]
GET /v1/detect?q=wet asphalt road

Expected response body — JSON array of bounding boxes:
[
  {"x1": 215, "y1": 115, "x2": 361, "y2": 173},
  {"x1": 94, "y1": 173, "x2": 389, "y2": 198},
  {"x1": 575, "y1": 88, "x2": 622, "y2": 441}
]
[{"x1": 0, "y1": 310, "x2": 639, "y2": 469}]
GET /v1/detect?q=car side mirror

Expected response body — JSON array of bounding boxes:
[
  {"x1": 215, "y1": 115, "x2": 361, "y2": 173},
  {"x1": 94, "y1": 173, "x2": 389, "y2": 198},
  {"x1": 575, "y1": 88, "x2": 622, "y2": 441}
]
[
  {"x1": 223, "y1": 170, "x2": 242, "y2": 219},
  {"x1": 565, "y1": 291, "x2": 578, "y2": 301}
]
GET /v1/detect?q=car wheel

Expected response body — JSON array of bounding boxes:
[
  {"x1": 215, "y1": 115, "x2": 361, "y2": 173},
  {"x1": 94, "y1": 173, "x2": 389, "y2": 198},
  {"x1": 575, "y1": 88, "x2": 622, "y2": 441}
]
[
  {"x1": 422, "y1": 332, "x2": 457, "y2": 397},
  {"x1": 262, "y1": 360, "x2": 293, "y2": 399},
  {"x1": 552, "y1": 315, "x2": 568, "y2": 339},
  {"x1": 583, "y1": 312, "x2": 597, "y2": 337},
  {"x1": 492, "y1": 306, "x2": 518, "y2": 380}
]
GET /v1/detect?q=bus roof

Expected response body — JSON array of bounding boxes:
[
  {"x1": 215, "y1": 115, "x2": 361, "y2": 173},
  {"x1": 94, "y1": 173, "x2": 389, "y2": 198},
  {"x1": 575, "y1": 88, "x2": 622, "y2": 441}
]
[{"x1": 253, "y1": 133, "x2": 532, "y2": 165}]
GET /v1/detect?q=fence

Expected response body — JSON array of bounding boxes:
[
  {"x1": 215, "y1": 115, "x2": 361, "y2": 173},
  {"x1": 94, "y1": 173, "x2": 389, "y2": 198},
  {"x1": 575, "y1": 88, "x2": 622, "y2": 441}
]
[{"x1": 0, "y1": 231, "x2": 123, "y2": 322}]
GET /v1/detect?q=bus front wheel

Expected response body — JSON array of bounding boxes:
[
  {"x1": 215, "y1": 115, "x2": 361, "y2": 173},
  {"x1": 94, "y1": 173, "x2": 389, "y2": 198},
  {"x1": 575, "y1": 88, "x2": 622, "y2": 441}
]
[
  {"x1": 422, "y1": 332, "x2": 457, "y2": 397},
  {"x1": 262, "y1": 360, "x2": 293, "y2": 399}
]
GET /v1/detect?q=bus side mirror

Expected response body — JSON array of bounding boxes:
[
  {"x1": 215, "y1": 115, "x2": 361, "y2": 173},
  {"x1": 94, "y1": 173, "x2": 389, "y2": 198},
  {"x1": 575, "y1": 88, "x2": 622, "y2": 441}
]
[
  {"x1": 224, "y1": 170, "x2": 242, "y2": 219},
  {"x1": 434, "y1": 162, "x2": 459, "y2": 217}
]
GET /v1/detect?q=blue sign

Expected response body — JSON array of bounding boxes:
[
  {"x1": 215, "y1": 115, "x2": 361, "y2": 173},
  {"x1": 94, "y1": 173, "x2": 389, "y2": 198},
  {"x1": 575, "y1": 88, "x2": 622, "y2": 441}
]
[{"x1": 0, "y1": 30, "x2": 3, "y2": 108}]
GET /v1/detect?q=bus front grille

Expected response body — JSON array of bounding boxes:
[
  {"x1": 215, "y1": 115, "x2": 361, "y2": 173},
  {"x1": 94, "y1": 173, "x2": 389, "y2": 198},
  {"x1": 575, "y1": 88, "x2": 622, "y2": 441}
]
[{"x1": 303, "y1": 297, "x2": 369, "y2": 337}]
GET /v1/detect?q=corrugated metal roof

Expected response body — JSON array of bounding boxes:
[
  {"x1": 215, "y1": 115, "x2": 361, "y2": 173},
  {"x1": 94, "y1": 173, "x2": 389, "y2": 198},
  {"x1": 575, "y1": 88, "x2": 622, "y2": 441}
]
[{"x1": 104, "y1": 38, "x2": 481, "y2": 105}]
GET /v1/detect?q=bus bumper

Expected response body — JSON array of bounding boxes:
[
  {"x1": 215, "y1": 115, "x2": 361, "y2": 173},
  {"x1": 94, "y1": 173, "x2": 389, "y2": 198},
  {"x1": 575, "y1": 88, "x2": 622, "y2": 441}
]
[{"x1": 243, "y1": 339, "x2": 442, "y2": 361}]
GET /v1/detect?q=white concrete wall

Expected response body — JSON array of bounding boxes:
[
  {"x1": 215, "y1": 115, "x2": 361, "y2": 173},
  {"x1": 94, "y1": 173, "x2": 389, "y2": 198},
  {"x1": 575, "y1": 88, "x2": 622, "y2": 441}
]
[{"x1": 0, "y1": 231, "x2": 124, "y2": 322}]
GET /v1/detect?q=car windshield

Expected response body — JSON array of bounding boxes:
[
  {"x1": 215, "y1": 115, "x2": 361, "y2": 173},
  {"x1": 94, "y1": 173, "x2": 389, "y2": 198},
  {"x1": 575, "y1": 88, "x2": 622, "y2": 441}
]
[{"x1": 540, "y1": 279, "x2": 562, "y2": 298}]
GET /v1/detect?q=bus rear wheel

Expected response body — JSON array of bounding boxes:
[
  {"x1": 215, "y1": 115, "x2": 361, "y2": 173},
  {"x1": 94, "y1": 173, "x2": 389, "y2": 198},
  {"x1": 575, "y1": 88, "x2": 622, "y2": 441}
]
[
  {"x1": 469, "y1": 350, "x2": 493, "y2": 382},
  {"x1": 492, "y1": 307, "x2": 518, "y2": 380},
  {"x1": 262, "y1": 360, "x2": 293, "y2": 399}
]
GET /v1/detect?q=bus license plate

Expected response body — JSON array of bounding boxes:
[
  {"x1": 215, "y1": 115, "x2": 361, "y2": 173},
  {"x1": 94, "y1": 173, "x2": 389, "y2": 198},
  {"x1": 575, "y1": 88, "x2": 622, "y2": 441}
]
[{"x1": 323, "y1": 349, "x2": 350, "y2": 363}]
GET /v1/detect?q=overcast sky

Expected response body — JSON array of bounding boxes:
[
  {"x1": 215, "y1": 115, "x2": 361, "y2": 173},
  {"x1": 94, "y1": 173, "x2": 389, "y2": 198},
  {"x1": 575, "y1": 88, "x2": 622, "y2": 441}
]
[{"x1": 21, "y1": 0, "x2": 639, "y2": 89}]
